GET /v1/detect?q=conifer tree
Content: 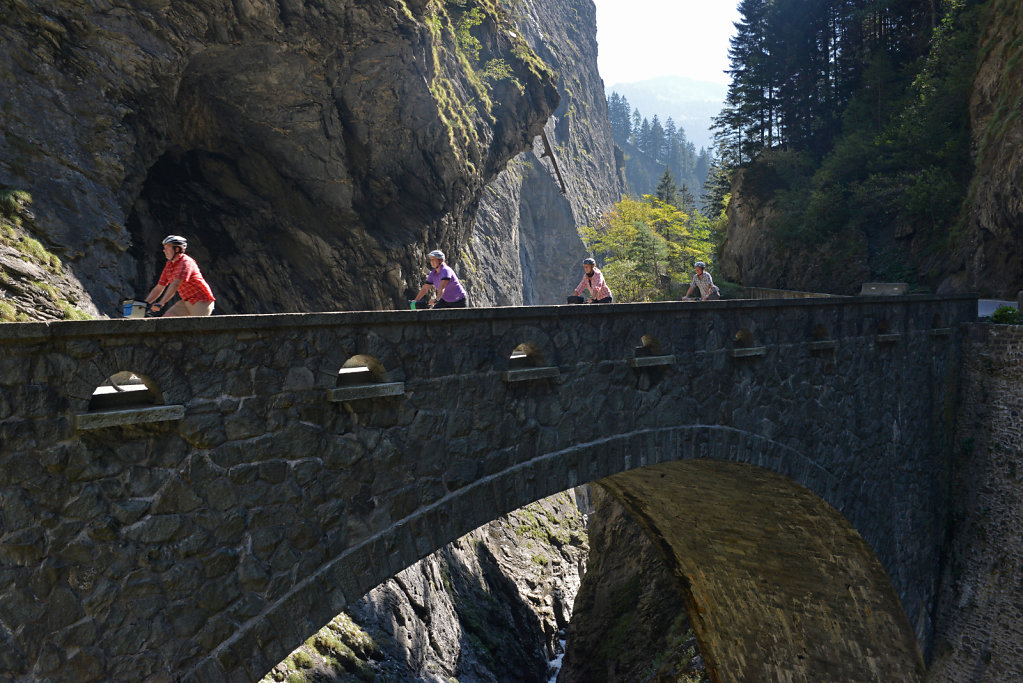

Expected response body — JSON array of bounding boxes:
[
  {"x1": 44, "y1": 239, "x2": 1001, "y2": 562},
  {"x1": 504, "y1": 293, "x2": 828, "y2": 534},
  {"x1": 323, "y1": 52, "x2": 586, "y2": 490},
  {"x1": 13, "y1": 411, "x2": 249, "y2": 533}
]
[
  {"x1": 638, "y1": 117, "x2": 652, "y2": 154},
  {"x1": 655, "y1": 167, "x2": 679, "y2": 207},
  {"x1": 607, "y1": 92, "x2": 633, "y2": 144},
  {"x1": 678, "y1": 183, "x2": 697, "y2": 214},
  {"x1": 630, "y1": 108, "x2": 642, "y2": 146},
  {"x1": 649, "y1": 115, "x2": 666, "y2": 162}
]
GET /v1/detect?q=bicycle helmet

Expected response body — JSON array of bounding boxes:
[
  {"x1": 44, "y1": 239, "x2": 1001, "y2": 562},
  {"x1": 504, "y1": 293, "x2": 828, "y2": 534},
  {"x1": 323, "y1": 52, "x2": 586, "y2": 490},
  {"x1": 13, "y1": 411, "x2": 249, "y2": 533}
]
[
  {"x1": 428, "y1": 250, "x2": 445, "y2": 260},
  {"x1": 583, "y1": 258, "x2": 596, "y2": 265},
  {"x1": 694, "y1": 261, "x2": 706, "y2": 269},
  {"x1": 162, "y1": 235, "x2": 188, "y2": 249}
]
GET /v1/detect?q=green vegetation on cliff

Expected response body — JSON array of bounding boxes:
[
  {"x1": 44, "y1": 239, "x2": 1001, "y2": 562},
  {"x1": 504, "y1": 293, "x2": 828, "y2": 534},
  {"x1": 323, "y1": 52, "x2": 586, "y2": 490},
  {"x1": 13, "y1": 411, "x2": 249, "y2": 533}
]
[
  {"x1": 424, "y1": 0, "x2": 555, "y2": 170},
  {"x1": 715, "y1": 0, "x2": 987, "y2": 292},
  {"x1": 0, "y1": 188, "x2": 90, "y2": 322}
]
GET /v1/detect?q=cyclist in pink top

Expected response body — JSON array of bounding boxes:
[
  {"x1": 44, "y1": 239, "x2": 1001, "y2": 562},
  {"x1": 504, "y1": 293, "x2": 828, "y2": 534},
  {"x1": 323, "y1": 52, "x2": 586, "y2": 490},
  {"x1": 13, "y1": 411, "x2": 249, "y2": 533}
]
[{"x1": 573, "y1": 258, "x2": 613, "y2": 303}]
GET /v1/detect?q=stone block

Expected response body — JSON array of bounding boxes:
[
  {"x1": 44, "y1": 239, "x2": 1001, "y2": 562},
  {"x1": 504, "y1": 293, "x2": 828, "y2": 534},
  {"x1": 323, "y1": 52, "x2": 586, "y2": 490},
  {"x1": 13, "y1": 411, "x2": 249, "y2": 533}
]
[
  {"x1": 75, "y1": 405, "x2": 184, "y2": 431},
  {"x1": 152, "y1": 477, "x2": 204, "y2": 514},
  {"x1": 283, "y1": 366, "x2": 316, "y2": 391},
  {"x1": 0, "y1": 526, "x2": 45, "y2": 566},
  {"x1": 178, "y1": 411, "x2": 227, "y2": 449},
  {"x1": 124, "y1": 514, "x2": 184, "y2": 544},
  {"x1": 182, "y1": 658, "x2": 230, "y2": 683},
  {"x1": 502, "y1": 366, "x2": 560, "y2": 382},
  {"x1": 327, "y1": 381, "x2": 405, "y2": 402},
  {"x1": 629, "y1": 354, "x2": 676, "y2": 368}
]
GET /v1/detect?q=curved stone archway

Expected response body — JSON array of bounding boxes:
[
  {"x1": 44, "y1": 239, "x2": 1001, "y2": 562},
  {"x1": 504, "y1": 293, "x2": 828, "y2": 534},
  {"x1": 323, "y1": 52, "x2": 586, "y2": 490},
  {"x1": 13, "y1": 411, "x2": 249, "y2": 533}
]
[
  {"x1": 602, "y1": 460, "x2": 925, "y2": 682},
  {"x1": 195, "y1": 425, "x2": 922, "y2": 682}
]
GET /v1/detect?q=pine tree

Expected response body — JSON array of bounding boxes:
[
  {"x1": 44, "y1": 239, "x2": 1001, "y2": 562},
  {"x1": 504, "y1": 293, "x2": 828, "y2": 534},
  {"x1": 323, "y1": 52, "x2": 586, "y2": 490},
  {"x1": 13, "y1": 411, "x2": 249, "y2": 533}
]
[
  {"x1": 702, "y1": 155, "x2": 732, "y2": 217},
  {"x1": 678, "y1": 183, "x2": 697, "y2": 214},
  {"x1": 607, "y1": 92, "x2": 633, "y2": 144},
  {"x1": 649, "y1": 115, "x2": 666, "y2": 162},
  {"x1": 655, "y1": 167, "x2": 679, "y2": 207},
  {"x1": 638, "y1": 117, "x2": 652, "y2": 154}
]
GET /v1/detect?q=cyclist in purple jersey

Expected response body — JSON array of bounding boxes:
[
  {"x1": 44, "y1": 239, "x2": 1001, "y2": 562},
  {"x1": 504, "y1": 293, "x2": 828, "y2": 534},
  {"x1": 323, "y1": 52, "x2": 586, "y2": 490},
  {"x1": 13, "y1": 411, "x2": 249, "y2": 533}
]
[{"x1": 413, "y1": 250, "x2": 467, "y2": 308}]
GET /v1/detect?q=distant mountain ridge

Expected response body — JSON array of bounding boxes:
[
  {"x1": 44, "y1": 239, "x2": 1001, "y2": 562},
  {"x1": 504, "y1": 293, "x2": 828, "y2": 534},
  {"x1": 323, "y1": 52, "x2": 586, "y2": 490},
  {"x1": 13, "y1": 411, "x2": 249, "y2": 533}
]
[{"x1": 606, "y1": 75, "x2": 727, "y2": 151}]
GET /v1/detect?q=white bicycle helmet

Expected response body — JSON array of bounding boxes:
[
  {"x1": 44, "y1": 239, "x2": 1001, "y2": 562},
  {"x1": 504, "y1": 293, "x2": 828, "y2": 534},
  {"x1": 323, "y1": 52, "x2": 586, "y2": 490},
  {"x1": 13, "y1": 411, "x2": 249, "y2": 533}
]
[{"x1": 162, "y1": 235, "x2": 188, "y2": 249}]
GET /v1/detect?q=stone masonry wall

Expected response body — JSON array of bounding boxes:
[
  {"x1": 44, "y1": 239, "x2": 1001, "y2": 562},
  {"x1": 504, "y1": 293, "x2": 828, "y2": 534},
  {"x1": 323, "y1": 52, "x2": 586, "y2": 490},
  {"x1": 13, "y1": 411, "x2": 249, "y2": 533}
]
[
  {"x1": 0, "y1": 296, "x2": 975, "y2": 681},
  {"x1": 928, "y1": 324, "x2": 1023, "y2": 680}
]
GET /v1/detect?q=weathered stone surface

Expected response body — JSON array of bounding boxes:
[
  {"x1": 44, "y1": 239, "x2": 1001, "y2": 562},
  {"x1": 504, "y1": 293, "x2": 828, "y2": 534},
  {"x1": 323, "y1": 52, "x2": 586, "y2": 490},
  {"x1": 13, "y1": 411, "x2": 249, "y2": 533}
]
[
  {"x1": 948, "y1": 0, "x2": 1023, "y2": 297},
  {"x1": 0, "y1": 296, "x2": 981, "y2": 680},
  {"x1": 466, "y1": 0, "x2": 624, "y2": 307},
  {"x1": 928, "y1": 324, "x2": 1023, "y2": 680},
  {"x1": 601, "y1": 461, "x2": 926, "y2": 682},
  {"x1": 560, "y1": 487, "x2": 705, "y2": 683},
  {"x1": 0, "y1": 0, "x2": 558, "y2": 316}
]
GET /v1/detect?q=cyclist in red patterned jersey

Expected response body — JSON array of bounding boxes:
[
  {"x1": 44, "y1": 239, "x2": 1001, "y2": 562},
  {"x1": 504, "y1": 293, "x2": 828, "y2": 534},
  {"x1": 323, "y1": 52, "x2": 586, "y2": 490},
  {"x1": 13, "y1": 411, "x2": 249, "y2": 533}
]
[{"x1": 144, "y1": 235, "x2": 216, "y2": 316}]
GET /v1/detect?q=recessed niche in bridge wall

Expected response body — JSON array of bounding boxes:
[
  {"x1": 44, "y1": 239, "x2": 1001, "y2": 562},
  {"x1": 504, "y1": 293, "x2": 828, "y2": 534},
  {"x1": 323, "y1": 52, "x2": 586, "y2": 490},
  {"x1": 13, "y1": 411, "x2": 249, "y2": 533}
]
[
  {"x1": 730, "y1": 328, "x2": 766, "y2": 358},
  {"x1": 877, "y1": 318, "x2": 901, "y2": 344},
  {"x1": 503, "y1": 343, "x2": 559, "y2": 382},
  {"x1": 808, "y1": 324, "x2": 838, "y2": 353},
  {"x1": 630, "y1": 334, "x2": 675, "y2": 368},
  {"x1": 76, "y1": 371, "x2": 184, "y2": 431},
  {"x1": 329, "y1": 354, "x2": 405, "y2": 402},
  {"x1": 930, "y1": 313, "x2": 953, "y2": 337}
]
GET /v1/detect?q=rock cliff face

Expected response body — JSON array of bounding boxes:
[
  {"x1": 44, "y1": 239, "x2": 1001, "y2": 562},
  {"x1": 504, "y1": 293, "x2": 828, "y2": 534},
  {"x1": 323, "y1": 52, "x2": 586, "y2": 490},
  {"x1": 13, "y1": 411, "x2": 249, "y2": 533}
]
[
  {"x1": 558, "y1": 487, "x2": 706, "y2": 683},
  {"x1": 718, "y1": 166, "x2": 871, "y2": 294},
  {"x1": 1, "y1": 0, "x2": 557, "y2": 315},
  {"x1": 466, "y1": 0, "x2": 624, "y2": 306},
  {"x1": 262, "y1": 491, "x2": 588, "y2": 682},
  {"x1": 948, "y1": 0, "x2": 1023, "y2": 297},
  {"x1": 928, "y1": 325, "x2": 1023, "y2": 680}
]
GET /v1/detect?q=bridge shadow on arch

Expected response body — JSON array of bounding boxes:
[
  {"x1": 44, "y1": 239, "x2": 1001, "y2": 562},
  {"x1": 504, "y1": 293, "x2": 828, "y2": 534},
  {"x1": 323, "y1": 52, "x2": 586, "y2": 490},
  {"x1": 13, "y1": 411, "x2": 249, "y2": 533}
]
[{"x1": 596, "y1": 459, "x2": 926, "y2": 682}]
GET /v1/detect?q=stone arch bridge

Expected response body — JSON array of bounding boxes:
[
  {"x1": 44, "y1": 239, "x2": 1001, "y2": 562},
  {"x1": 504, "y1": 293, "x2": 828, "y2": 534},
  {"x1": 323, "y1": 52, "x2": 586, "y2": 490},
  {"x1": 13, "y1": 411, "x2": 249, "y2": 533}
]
[{"x1": 0, "y1": 295, "x2": 976, "y2": 681}]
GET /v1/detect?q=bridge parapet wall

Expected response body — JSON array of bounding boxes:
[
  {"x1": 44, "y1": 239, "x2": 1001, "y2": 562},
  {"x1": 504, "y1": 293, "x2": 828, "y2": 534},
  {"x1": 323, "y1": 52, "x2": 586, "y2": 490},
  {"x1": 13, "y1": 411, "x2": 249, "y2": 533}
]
[{"x1": 0, "y1": 296, "x2": 976, "y2": 680}]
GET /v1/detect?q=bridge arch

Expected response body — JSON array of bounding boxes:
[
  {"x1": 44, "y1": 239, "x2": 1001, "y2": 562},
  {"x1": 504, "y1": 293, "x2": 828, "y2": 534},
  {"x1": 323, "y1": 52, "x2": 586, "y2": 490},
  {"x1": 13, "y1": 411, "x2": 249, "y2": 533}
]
[{"x1": 194, "y1": 425, "x2": 922, "y2": 682}]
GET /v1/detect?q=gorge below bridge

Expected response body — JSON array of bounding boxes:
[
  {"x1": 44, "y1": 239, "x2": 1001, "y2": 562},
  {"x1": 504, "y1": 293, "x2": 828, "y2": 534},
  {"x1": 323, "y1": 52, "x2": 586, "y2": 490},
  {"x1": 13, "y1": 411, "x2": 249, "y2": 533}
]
[{"x1": 0, "y1": 294, "x2": 978, "y2": 682}]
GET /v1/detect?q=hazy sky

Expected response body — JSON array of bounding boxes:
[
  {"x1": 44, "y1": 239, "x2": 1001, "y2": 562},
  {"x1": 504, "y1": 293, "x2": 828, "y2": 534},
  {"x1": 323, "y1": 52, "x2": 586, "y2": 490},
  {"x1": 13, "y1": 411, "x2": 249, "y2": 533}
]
[{"x1": 591, "y1": 0, "x2": 741, "y2": 86}]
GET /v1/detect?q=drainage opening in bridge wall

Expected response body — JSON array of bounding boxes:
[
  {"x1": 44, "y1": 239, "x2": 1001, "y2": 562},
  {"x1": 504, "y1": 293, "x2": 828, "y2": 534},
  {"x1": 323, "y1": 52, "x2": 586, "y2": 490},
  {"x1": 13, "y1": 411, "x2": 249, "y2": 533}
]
[
  {"x1": 730, "y1": 328, "x2": 766, "y2": 358},
  {"x1": 808, "y1": 324, "x2": 837, "y2": 354},
  {"x1": 76, "y1": 371, "x2": 184, "y2": 431},
  {"x1": 504, "y1": 343, "x2": 559, "y2": 382},
  {"x1": 329, "y1": 354, "x2": 405, "y2": 402},
  {"x1": 930, "y1": 313, "x2": 952, "y2": 337},
  {"x1": 630, "y1": 335, "x2": 675, "y2": 368},
  {"x1": 877, "y1": 318, "x2": 901, "y2": 344}
]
